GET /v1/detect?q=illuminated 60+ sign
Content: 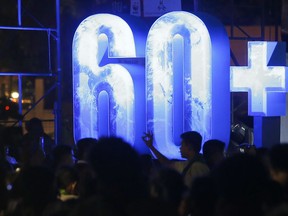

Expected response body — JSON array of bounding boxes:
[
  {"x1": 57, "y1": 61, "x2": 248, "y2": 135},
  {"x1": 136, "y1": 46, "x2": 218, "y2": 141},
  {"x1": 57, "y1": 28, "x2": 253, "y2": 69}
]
[{"x1": 73, "y1": 11, "x2": 288, "y2": 159}]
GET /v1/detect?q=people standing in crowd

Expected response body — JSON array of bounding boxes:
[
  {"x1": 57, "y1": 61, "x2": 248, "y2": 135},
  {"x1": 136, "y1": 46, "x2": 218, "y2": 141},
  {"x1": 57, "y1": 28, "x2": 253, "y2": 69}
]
[
  {"x1": 75, "y1": 138, "x2": 97, "y2": 164},
  {"x1": 6, "y1": 166, "x2": 57, "y2": 216},
  {"x1": 149, "y1": 167, "x2": 186, "y2": 215},
  {"x1": 0, "y1": 159, "x2": 11, "y2": 215},
  {"x1": 51, "y1": 144, "x2": 75, "y2": 170},
  {"x1": 20, "y1": 118, "x2": 55, "y2": 167},
  {"x1": 203, "y1": 139, "x2": 226, "y2": 170},
  {"x1": 210, "y1": 154, "x2": 285, "y2": 216},
  {"x1": 142, "y1": 131, "x2": 209, "y2": 187},
  {"x1": 23, "y1": 118, "x2": 55, "y2": 155},
  {"x1": 74, "y1": 138, "x2": 97, "y2": 199},
  {"x1": 3, "y1": 129, "x2": 288, "y2": 216},
  {"x1": 55, "y1": 166, "x2": 79, "y2": 201},
  {"x1": 269, "y1": 144, "x2": 288, "y2": 193}
]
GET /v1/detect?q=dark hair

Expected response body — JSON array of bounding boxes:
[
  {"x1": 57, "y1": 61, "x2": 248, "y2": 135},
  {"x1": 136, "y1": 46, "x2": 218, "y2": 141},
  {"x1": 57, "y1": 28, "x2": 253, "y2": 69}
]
[
  {"x1": 211, "y1": 154, "x2": 270, "y2": 216},
  {"x1": 180, "y1": 131, "x2": 202, "y2": 153},
  {"x1": 203, "y1": 139, "x2": 225, "y2": 157},
  {"x1": 270, "y1": 144, "x2": 288, "y2": 172},
  {"x1": 88, "y1": 137, "x2": 146, "y2": 202},
  {"x1": 52, "y1": 145, "x2": 73, "y2": 168},
  {"x1": 26, "y1": 117, "x2": 44, "y2": 134},
  {"x1": 76, "y1": 138, "x2": 97, "y2": 160},
  {"x1": 56, "y1": 166, "x2": 78, "y2": 190},
  {"x1": 149, "y1": 167, "x2": 185, "y2": 208}
]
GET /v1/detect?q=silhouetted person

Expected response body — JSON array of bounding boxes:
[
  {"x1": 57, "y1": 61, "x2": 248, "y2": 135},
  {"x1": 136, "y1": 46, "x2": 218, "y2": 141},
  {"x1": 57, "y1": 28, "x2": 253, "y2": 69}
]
[
  {"x1": 149, "y1": 167, "x2": 186, "y2": 215},
  {"x1": 87, "y1": 137, "x2": 148, "y2": 213},
  {"x1": 188, "y1": 176, "x2": 216, "y2": 216},
  {"x1": 21, "y1": 118, "x2": 55, "y2": 167},
  {"x1": 269, "y1": 144, "x2": 288, "y2": 192},
  {"x1": 24, "y1": 118, "x2": 55, "y2": 154},
  {"x1": 55, "y1": 166, "x2": 79, "y2": 201},
  {"x1": 255, "y1": 147, "x2": 270, "y2": 171},
  {"x1": 52, "y1": 145, "x2": 74, "y2": 170},
  {"x1": 0, "y1": 159, "x2": 12, "y2": 214},
  {"x1": 203, "y1": 139, "x2": 225, "y2": 169},
  {"x1": 73, "y1": 138, "x2": 97, "y2": 198},
  {"x1": 9, "y1": 166, "x2": 57, "y2": 216},
  {"x1": 142, "y1": 131, "x2": 209, "y2": 187},
  {"x1": 140, "y1": 154, "x2": 156, "y2": 179},
  {"x1": 75, "y1": 138, "x2": 97, "y2": 163},
  {"x1": 212, "y1": 154, "x2": 271, "y2": 216}
]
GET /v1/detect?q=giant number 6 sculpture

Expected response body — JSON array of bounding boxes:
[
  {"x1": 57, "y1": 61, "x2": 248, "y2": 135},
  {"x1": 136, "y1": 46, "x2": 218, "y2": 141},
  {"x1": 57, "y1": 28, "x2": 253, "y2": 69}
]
[{"x1": 73, "y1": 14, "x2": 136, "y2": 145}]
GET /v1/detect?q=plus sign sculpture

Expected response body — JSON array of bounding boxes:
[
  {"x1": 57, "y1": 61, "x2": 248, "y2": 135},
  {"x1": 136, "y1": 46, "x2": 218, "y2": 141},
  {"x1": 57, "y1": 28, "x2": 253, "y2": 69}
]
[{"x1": 231, "y1": 41, "x2": 288, "y2": 116}]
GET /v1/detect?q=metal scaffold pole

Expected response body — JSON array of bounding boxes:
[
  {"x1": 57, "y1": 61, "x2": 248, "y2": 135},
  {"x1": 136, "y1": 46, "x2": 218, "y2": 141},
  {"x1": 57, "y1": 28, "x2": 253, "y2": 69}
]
[
  {"x1": 194, "y1": 0, "x2": 199, "y2": 12},
  {"x1": 0, "y1": 0, "x2": 63, "y2": 143},
  {"x1": 55, "y1": 0, "x2": 62, "y2": 145},
  {"x1": 17, "y1": 0, "x2": 22, "y2": 26}
]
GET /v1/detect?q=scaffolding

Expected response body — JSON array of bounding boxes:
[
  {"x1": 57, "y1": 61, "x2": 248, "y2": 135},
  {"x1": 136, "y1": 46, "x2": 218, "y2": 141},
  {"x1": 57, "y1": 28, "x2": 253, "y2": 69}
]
[
  {"x1": 193, "y1": 0, "x2": 280, "y2": 65},
  {"x1": 0, "y1": 0, "x2": 61, "y2": 144},
  {"x1": 228, "y1": 0, "x2": 280, "y2": 66},
  {"x1": 193, "y1": 0, "x2": 282, "y2": 145}
]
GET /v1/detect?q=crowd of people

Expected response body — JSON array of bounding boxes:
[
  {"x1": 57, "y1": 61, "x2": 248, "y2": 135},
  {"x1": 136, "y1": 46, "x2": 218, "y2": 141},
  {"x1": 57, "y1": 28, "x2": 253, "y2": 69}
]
[{"x1": 1, "y1": 118, "x2": 288, "y2": 216}]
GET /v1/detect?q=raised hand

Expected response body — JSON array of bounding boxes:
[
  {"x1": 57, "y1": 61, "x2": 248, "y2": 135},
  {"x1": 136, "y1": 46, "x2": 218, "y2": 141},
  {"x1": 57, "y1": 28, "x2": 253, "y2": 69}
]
[{"x1": 142, "y1": 131, "x2": 154, "y2": 148}]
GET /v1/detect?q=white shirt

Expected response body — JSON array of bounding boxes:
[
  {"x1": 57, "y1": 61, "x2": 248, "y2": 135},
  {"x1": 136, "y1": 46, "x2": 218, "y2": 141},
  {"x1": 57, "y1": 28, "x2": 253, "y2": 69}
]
[{"x1": 171, "y1": 160, "x2": 209, "y2": 187}]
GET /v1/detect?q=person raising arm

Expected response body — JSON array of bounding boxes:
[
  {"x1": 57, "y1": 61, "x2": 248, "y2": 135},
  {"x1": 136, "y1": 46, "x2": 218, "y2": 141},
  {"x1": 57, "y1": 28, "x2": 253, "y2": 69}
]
[
  {"x1": 142, "y1": 131, "x2": 210, "y2": 187},
  {"x1": 142, "y1": 131, "x2": 172, "y2": 166}
]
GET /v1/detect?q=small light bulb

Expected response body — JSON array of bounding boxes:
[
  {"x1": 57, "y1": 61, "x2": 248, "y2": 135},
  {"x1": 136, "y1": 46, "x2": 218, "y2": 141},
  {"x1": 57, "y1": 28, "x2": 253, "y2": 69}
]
[{"x1": 11, "y1": 92, "x2": 19, "y2": 99}]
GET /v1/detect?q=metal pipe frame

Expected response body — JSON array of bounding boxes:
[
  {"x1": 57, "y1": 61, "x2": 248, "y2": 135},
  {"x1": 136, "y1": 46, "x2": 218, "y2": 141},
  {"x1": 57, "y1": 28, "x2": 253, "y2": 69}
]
[
  {"x1": 18, "y1": 0, "x2": 22, "y2": 26},
  {"x1": 55, "y1": 0, "x2": 62, "y2": 145},
  {"x1": 0, "y1": 26, "x2": 58, "y2": 40},
  {"x1": 0, "y1": 26, "x2": 57, "y2": 32},
  {"x1": 229, "y1": 37, "x2": 263, "y2": 41},
  {"x1": 0, "y1": 0, "x2": 61, "y2": 144},
  {"x1": 194, "y1": 0, "x2": 199, "y2": 12},
  {"x1": 229, "y1": 0, "x2": 264, "y2": 41},
  {"x1": 0, "y1": 73, "x2": 57, "y2": 128},
  {"x1": 18, "y1": 75, "x2": 22, "y2": 127},
  {"x1": 228, "y1": 0, "x2": 280, "y2": 130},
  {"x1": 0, "y1": 73, "x2": 54, "y2": 76},
  {"x1": 12, "y1": 83, "x2": 58, "y2": 127}
]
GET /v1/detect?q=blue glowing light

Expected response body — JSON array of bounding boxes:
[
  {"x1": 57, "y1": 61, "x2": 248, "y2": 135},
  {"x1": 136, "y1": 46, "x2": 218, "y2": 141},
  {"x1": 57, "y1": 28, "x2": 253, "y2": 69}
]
[
  {"x1": 231, "y1": 42, "x2": 288, "y2": 116},
  {"x1": 73, "y1": 14, "x2": 136, "y2": 145},
  {"x1": 146, "y1": 11, "x2": 230, "y2": 159}
]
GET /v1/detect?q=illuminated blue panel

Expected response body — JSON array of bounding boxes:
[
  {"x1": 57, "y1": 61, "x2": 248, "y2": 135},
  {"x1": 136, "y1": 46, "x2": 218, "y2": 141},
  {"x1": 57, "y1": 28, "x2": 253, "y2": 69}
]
[
  {"x1": 73, "y1": 14, "x2": 135, "y2": 145},
  {"x1": 231, "y1": 42, "x2": 288, "y2": 116},
  {"x1": 146, "y1": 11, "x2": 230, "y2": 159}
]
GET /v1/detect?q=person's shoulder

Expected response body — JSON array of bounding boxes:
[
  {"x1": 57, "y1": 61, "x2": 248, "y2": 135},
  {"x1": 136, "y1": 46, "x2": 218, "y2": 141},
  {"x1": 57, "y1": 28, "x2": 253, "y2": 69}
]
[
  {"x1": 192, "y1": 161, "x2": 208, "y2": 167},
  {"x1": 171, "y1": 159, "x2": 188, "y2": 170},
  {"x1": 190, "y1": 161, "x2": 210, "y2": 172},
  {"x1": 171, "y1": 159, "x2": 188, "y2": 164}
]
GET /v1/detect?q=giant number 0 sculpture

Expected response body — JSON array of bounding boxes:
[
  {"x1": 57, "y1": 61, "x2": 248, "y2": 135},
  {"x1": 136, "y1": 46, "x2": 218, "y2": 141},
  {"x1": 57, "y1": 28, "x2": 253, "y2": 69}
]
[{"x1": 146, "y1": 12, "x2": 230, "y2": 158}]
